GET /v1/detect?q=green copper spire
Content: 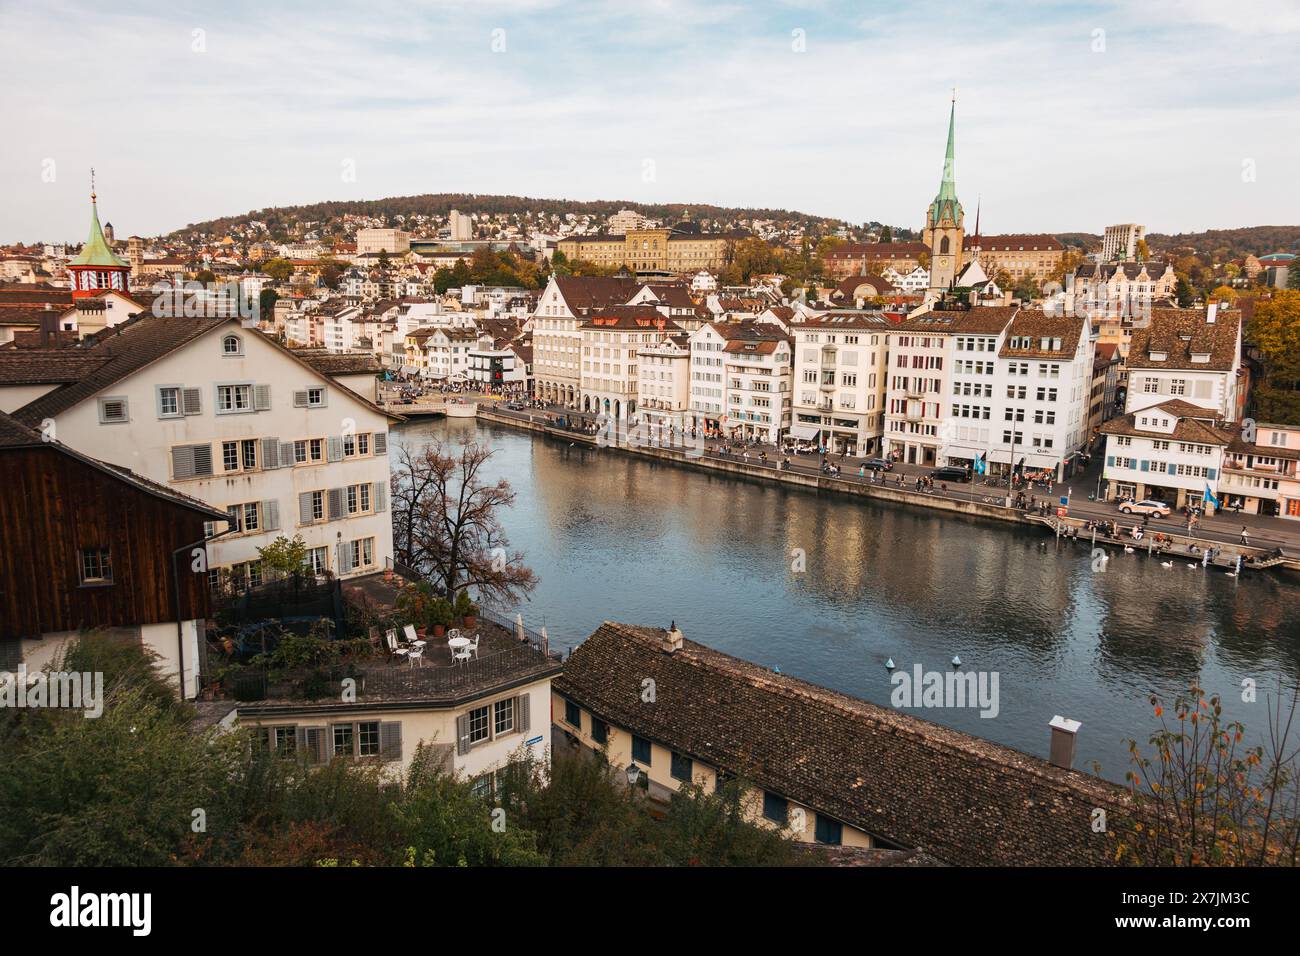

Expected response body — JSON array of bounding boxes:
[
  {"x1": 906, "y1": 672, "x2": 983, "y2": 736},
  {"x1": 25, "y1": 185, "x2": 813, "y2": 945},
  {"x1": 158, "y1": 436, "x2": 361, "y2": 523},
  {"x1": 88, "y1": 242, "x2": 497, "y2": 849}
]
[
  {"x1": 70, "y1": 178, "x2": 129, "y2": 269},
  {"x1": 928, "y1": 98, "x2": 963, "y2": 226}
]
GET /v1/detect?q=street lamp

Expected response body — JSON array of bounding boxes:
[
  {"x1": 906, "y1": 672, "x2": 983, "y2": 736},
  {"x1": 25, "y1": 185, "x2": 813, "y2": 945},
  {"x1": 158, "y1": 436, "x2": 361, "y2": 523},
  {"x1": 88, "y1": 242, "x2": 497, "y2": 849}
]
[{"x1": 625, "y1": 763, "x2": 642, "y2": 787}]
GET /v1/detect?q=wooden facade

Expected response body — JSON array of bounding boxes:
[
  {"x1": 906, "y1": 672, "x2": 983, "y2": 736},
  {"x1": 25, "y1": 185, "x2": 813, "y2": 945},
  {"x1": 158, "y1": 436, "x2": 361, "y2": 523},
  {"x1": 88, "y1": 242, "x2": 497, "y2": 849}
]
[{"x1": 0, "y1": 443, "x2": 218, "y2": 639}]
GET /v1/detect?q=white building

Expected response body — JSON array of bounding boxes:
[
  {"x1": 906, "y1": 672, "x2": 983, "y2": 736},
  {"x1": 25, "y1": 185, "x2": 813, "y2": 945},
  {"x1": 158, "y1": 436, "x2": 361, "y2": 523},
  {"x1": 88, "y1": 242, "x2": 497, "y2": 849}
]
[
  {"x1": 7, "y1": 316, "x2": 398, "y2": 586},
  {"x1": 579, "y1": 307, "x2": 678, "y2": 421},
  {"x1": 356, "y1": 228, "x2": 411, "y2": 255},
  {"x1": 448, "y1": 210, "x2": 473, "y2": 242},
  {"x1": 1102, "y1": 223, "x2": 1145, "y2": 262},
  {"x1": 1124, "y1": 304, "x2": 1243, "y2": 422},
  {"x1": 688, "y1": 320, "x2": 792, "y2": 442},
  {"x1": 637, "y1": 333, "x2": 692, "y2": 433},
  {"x1": 467, "y1": 343, "x2": 527, "y2": 391},
  {"x1": 790, "y1": 313, "x2": 891, "y2": 455},
  {"x1": 1100, "y1": 399, "x2": 1231, "y2": 512},
  {"x1": 532, "y1": 274, "x2": 637, "y2": 408}
]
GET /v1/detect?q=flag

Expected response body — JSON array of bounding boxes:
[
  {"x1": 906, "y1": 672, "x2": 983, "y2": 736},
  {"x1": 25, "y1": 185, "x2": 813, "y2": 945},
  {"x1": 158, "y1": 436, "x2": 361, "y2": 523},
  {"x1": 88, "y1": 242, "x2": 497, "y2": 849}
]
[{"x1": 1204, "y1": 483, "x2": 1221, "y2": 509}]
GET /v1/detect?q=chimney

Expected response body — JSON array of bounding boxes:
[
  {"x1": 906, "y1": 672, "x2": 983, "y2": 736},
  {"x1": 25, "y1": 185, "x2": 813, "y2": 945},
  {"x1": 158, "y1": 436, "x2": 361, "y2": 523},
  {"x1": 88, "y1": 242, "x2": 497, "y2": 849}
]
[
  {"x1": 1048, "y1": 715, "x2": 1081, "y2": 769},
  {"x1": 1207, "y1": 302, "x2": 1218, "y2": 324},
  {"x1": 662, "y1": 621, "x2": 684, "y2": 654}
]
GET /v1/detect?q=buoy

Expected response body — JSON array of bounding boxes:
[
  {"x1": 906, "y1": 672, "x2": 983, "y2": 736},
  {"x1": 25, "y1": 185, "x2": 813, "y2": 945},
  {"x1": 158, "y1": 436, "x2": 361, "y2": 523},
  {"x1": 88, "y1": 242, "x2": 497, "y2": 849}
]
[
  {"x1": 885, "y1": 658, "x2": 895, "y2": 671},
  {"x1": 951, "y1": 655, "x2": 962, "y2": 667}
]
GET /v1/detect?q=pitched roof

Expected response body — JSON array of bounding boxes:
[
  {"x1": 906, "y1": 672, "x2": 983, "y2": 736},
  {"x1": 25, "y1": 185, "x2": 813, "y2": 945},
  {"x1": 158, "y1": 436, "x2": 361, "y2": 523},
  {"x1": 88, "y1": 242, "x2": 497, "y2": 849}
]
[
  {"x1": 291, "y1": 349, "x2": 383, "y2": 376},
  {"x1": 556, "y1": 622, "x2": 1124, "y2": 866},
  {"x1": 553, "y1": 275, "x2": 639, "y2": 314},
  {"x1": 976, "y1": 234, "x2": 1065, "y2": 252},
  {"x1": 997, "y1": 310, "x2": 1086, "y2": 359},
  {"x1": 0, "y1": 351, "x2": 110, "y2": 385},
  {"x1": 1100, "y1": 400, "x2": 1234, "y2": 445},
  {"x1": 68, "y1": 199, "x2": 130, "y2": 269},
  {"x1": 895, "y1": 305, "x2": 1019, "y2": 336},
  {"x1": 1126, "y1": 308, "x2": 1241, "y2": 371},
  {"x1": 581, "y1": 306, "x2": 680, "y2": 331}
]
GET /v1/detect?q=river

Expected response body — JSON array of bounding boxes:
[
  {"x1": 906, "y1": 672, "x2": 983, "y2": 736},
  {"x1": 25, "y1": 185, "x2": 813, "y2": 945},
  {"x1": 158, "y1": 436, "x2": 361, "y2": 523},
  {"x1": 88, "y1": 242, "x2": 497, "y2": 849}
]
[{"x1": 398, "y1": 417, "x2": 1300, "y2": 781}]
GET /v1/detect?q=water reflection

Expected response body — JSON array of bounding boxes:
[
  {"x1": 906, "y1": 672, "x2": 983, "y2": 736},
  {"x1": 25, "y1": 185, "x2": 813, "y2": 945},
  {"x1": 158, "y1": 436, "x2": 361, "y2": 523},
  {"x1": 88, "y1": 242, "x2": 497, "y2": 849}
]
[{"x1": 396, "y1": 418, "x2": 1300, "y2": 781}]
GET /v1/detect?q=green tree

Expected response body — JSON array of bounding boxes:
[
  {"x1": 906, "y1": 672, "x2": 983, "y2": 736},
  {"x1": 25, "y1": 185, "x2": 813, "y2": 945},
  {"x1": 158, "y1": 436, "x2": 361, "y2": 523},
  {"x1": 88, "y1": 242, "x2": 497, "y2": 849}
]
[
  {"x1": 262, "y1": 257, "x2": 294, "y2": 283},
  {"x1": 879, "y1": 226, "x2": 892, "y2": 243},
  {"x1": 1246, "y1": 290, "x2": 1300, "y2": 423}
]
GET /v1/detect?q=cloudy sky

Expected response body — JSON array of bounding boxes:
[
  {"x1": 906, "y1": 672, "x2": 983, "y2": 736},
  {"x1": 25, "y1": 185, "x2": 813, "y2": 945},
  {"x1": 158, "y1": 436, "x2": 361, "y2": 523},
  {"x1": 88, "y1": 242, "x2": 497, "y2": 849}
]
[{"x1": 3, "y1": 0, "x2": 1298, "y2": 243}]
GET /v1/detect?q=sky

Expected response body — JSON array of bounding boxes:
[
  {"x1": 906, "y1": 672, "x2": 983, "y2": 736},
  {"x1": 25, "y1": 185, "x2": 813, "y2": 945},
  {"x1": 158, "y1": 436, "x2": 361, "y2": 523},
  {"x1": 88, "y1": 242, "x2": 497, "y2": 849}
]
[{"x1": 2, "y1": 0, "x2": 1298, "y2": 243}]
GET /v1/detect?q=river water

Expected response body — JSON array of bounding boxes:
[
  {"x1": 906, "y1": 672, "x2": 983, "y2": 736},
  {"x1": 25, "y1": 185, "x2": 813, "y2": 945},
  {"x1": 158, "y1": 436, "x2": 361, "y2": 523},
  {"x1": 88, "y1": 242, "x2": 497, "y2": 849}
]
[{"x1": 399, "y1": 417, "x2": 1300, "y2": 781}]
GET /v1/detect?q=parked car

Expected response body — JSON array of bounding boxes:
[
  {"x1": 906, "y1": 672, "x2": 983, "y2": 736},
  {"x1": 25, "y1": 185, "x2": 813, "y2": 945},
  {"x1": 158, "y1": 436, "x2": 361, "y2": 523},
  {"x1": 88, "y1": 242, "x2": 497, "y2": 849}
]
[
  {"x1": 505, "y1": 401, "x2": 525, "y2": 411},
  {"x1": 1118, "y1": 499, "x2": 1170, "y2": 517},
  {"x1": 930, "y1": 466, "x2": 971, "y2": 483},
  {"x1": 862, "y1": 458, "x2": 893, "y2": 472}
]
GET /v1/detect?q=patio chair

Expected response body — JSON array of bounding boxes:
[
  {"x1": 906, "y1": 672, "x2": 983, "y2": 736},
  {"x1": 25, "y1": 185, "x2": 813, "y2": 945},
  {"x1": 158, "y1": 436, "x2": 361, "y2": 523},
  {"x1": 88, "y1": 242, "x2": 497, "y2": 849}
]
[
  {"x1": 403, "y1": 624, "x2": 420, "y2": 645},
  {"x1": 407, "y1": 646, "x2": 424, "y2": 668},
  {"x1": 454, "y1": 633, "x2": 480, "y2": 662}
]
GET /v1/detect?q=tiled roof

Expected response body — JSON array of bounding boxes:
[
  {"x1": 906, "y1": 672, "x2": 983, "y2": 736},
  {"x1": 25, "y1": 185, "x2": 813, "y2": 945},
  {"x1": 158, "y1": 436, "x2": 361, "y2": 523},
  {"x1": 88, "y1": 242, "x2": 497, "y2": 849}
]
[
  {"x1": 833, "y1": 273, "x2": 896, "y2": 296},
  {"x1": 998, "y1": 310, "x2": 1086, "y2": 359},
  {"x1": 976, "y1": 234, "x2": 1065, "y2": 252},
  {"x1": 291, "y1": 349, "x2": 383, "y2": 375},
  {"x1": 1100, "y1": 400, "x2": 1234, "y2": 445},
  {"x1": 1075, "y1": 261, "x2": 1172, "y2": 281},
  {"x1": 794, "y1": 311, "x2": 893, "y2": 330},
  {"x1": 0, "y1": 351, "x2": 110, "y2": 384},
  {"x1": 556, "y1": 622, "x2": 1125, "y2": 866},
  {"x1": 582, "y1": 306, "x2": 680, "y2": 331},
  {"x1": 553, "y1": 275, "x2": 639, "y2": 314},
  {"x1": 895, "y1": 305, "x2": 1019, "y2": 336},
  {"x1": 824, "y1": 242, "x2": 929, "y2": 260},
  {"x1": 1126, "y1": 308, "x2": 1241, "y2": 371}
]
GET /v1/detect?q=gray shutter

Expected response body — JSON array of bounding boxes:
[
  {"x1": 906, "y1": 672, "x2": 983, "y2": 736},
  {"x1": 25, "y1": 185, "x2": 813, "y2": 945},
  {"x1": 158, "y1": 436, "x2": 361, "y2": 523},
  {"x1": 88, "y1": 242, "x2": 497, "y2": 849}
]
[
  {"x1": 372, "y1": 481, "x2": 387, "y2": 513},
  {"x1": 315, "y1": 727, "x2": 331, "y2": 764},
  {"x1": 337, "y1": 541, "x2": 354, "y2": 574},
  {"x1": 171, "y1": 445, "x2": 196, "y2": 480},
  {"x1": 299, "y1": 492, "x2": 313, "y2": 525},
  {"x1": 253, "y1": 384, "x2": 272, "y2": 410},
  {"x1": 380, "y1": 721, "x2": 402, "y2": 761},
  {"x1": 263, "y1": 499, "x2": 280, "y2": 532},
  {"x1": 299, "y1": 726, "x2": 328, "y2": 765},
  {"x1": 517, "y1": 693, "x2": 530, "y2": 734},
  {"x1": 182, "y1": 387, "x2": 202, "y2": 415},
  {"x1": 192, "y1": 443, "x2": 213, "y2": 476},
  {"x1": 261, "y1": 437, "x2": 280, "y2": 469},
  {"x1": 456, "y1": 713, "x2": 471, "y2": 755},
  {"x1": 293, "y1": 389, "x2": 310, "y2": 407},
  {"x1": 327, "y1": 436, "x2": 344, "y2": 462},
  {"x1": 373, "y1": 432, "x2": 387, "y2": 454},
  {"x1": 327, "y1": 487, "x2": 345, "y2": 520},
  {"x1": 279, "y1": 440, "x2": 295, "y2": 465}
]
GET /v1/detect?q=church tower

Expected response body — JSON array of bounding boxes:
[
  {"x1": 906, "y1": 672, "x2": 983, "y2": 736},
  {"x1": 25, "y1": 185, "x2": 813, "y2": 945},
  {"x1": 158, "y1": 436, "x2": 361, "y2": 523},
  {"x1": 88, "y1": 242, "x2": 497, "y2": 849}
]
[
  {"x1": 67, "y1": 172, "x2": 131, "y2": 300},
  {"x1": 922, "y1": 96, "x2": 964, "y2": 293}
]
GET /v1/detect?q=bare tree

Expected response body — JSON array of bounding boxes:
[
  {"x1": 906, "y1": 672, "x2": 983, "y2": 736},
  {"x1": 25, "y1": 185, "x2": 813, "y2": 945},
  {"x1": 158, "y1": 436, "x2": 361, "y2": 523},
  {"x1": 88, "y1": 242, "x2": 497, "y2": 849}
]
[{"x1": 390, "y1": 439, "x2": 537, "y2": 606}]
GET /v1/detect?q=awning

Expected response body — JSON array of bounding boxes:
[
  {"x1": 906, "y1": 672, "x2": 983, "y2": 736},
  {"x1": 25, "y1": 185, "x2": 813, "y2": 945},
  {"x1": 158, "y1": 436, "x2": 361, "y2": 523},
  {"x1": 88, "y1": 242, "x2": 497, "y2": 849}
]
[{"x1": 789, "y1": 423, "x2": 821, "y2": 440}]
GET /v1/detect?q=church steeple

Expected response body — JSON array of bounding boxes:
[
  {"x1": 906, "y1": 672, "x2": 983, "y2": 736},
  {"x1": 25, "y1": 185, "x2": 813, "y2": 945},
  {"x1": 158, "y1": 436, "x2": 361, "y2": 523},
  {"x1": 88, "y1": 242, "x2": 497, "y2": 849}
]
[
  {"x1": 923, "y1": 93, "x2": 965, "y2": 293},
  {"x1": 68, "y1": 170, "x2": 131, "y2": 299}
]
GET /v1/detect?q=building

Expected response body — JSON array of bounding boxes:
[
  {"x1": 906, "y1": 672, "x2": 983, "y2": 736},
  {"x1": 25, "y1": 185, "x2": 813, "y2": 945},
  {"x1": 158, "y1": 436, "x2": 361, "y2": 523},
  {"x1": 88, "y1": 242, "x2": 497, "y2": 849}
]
[
  {"x1": 1124, "y1": 304, "x2": 1243, "y2": 422},
  {"x1": 921, "y1": 100, "x2": 964, "y2": 292},
  {"x1": 67, "y1": 190, "x2": 131, "y2": 300},
  {"x1": 1089, "y1": 342, "x2": 1122, "y2": 436},
  {"x1": 553, "y1": 621, "x2": 1121, "y2": 865},
  {"x1": 0, "y1": 411, "x2": 225, "y2": 699},
  {"x1": 405, "y1": 326, "x2": 481, "y2": 381},
  {"x1": 355, "y1": 228, "x2": 411, "y2": 255},
  {"x1": 448, "y1": 210, "x2": 473, "y2": 242},
  {"x1": 1099, "y1": 399, "x2": 1232, "y2": 512},
  {"x1": 7, "y1": 316, "x2": 399, "y2": 588},
  {"x1": 1071, "y1": 261, "x2": 1177, "y2": 354},
  {"x1": 607, "y1": 209, "x2": 648, "y2": 233},
  {"x1": 790, "y1": 312, "x2": 892, "y2": 455},
  {"x1": 974, "y1": 235, "x2": 1066, "y2": 290},
  {"x1": 556, "y1": 215, "x2": 743, "y2": 276},
  {"x1": 717, "y1": 322, "x2": 793, "y2": 444},
  {"x1": 636, "y1": 332, "x2": 692, "y2": 434},
  {"x1": 467, "y1": 342, "x2": 527, "y2": 391},
  {"x1": 531, "y1": 274, "x2": 638, "y2": 408},
  {"x1": 579, "y1": 306, "x2": 679, "y2": 421},
  {"x1": 236, "y1": 613, "x2": 563, "y2": 785},
  {"x1": 1102, "y1": 223, "x2": 1145, "y2": 262},
  {"x1": 824, "y1": 242, "x2": 931, "y2": 280},
  {"x1": 1220, "y1": 423, "x2": 1300, "y2": 519}
]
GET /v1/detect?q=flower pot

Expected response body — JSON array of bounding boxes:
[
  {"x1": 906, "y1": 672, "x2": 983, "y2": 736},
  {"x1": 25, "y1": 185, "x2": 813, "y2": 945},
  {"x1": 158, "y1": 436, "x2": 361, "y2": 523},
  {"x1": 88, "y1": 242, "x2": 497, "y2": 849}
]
[
  {"x1": 432, "y1": 623, "x2": 446, "y2": 638},
  {"x1": 417, "y1": 626, "x2": 428, "y2": 639},
  {"x1": 462, "y1": 614, "x2": 477, "y2": 629}
]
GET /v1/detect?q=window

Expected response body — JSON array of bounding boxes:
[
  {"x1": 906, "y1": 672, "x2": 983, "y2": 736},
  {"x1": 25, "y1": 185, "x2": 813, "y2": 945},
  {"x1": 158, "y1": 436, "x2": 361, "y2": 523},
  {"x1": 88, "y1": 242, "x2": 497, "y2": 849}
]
[
  {"x1": 349, "y1": 537, "x2": 375, "y2": 569},
  {"x1": 79, "y1": 548, "x2": 113, "y2": 585},
  {"x1": 564, "y1": 699, "x2": 581, "y2": 730},
  {"x1": 631, "y1": 734, "x2": 652, "y2": 764},
  {"x1": 98, "y1": 396, "x2": 129, "y2": 423},
  {"x1": 494, "y1": 698, "x2": 515, "y2": 736},
  {"x1": 217, "y1": 384, "x2": 252, "y2": 413},
  {"x1": 356, "y1": 721, "x2": 380, "y2": 757},
  {"x1": 815, "y1": 814, "x2": 843, "y2": 846},
  {"x1": 158, "y1": 387, "x2": 180, "y2": 417},
  {"x1": 590, "y1": 718, "x2": 608, "y2": 745},
  {"x1": 763, "y1": 791, "x2": 788, "y2": 825},
  {"x1": 332, "y1": 723, "x2": 354, "y2": 757},
  {"x1": 222, "y1": 334, "x2": 243, "y2": 355},
  {"x1": 670, "y1": 751, "x2": 692, "y2": 782},
  {"x1": 468, "y1": 705, "x2": 491, "y2": 744}
]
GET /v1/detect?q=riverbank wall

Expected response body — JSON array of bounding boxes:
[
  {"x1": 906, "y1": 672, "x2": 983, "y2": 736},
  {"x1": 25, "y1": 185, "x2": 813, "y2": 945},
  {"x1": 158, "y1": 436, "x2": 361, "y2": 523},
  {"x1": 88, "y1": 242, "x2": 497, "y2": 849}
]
[{"x1": 474, "y1": 408, "x2": 1300, "y2": 576}]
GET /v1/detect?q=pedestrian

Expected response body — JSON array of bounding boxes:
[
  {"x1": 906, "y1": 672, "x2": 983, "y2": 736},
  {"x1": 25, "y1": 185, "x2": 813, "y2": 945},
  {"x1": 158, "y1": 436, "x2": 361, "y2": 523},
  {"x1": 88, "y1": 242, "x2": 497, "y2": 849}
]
[{"x1": 1240, "y1": 526, "x2": 1250, "y2": 546}]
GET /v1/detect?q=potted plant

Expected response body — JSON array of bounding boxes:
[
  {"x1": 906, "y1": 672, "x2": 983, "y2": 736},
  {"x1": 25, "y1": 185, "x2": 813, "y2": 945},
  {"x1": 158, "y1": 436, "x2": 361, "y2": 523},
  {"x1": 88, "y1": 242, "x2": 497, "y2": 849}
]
[
  {"x1": 428, "y1": 597, "x2": 454, "y2": 638},
  {"x1": 454, "y1": 590, "x2": 479, "y2": 629}
]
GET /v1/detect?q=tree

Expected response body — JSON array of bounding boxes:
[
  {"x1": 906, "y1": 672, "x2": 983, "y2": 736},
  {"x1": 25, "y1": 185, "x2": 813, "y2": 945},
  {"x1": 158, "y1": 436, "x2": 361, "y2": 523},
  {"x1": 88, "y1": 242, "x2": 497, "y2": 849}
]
[
  {"x1": 1012, "y1": 275, "x2": 1039, "y2": 302},
  {"x1": 257, "y1": 534, "x2": 310, "y2": 580},
  {"x1": 377, "y1": 250, "x2": 391, "y2": 272},
  {"x1": 1209, "y1": 284, "x2": 1239, "y2": 303},
  {"x1": 879, "y1": 226, "x2": 892, "y2": 243},
  {"x1": 1246, "y1": 290, "x2": 1300, "y2": 424},
  {"x1": 1135, "y1": 238, "x2": 1150, "y2": 263},
  {"x1": 262, "y1": 257, "x2": 294, "y2": 283},
  {"x1": 192, "y1": 268, "x2": 216, "y2": 285},
  {"x1": 1288, "y1": 267, "x2": 1300, "y2": 291},
  {"x1": 731, "y1": 238, "x2": 781, "y2": 283},
  {"x1": 1114, "y1": 684, "x2": 1300, "y2": 866},
  {"x1": 1174, "y1": 275, "x2": 1196, "y2": 308},
  {"x1": 389, "y1": 439, "x2": 538, "y2": 604},
  {"x1": 258, "y1": 288, "x2": 279, "y2": 322},
  {"x1": 317, "y1": 257, "x2": 346, "y2": 289}
]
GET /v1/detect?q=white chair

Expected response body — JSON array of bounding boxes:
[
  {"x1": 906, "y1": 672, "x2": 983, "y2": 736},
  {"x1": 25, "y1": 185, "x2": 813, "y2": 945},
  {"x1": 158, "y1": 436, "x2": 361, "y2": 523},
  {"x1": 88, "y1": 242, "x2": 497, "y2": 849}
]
[
  {"x1": 385, "y1": 629, "x2": 407, "y2": 658},
  {"x1": 403, "y1": 624, "x2": 420, "y2": 645},
  {"x1": 407, "y1": 646, "x2": 424, "y2": 668},
  {"x1": 453, "y1": 636, "x2": 476, "y2": 664}
]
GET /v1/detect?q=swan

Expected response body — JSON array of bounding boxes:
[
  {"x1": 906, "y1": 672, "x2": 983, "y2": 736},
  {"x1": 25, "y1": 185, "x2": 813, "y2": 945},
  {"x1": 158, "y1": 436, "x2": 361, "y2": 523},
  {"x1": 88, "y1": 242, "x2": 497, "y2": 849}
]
[
  {"x1": 1160, "y1": 561, "x2": 1173, "y2": 568},
  {"x1": 1124, "y1": 546, "x2": 1135, "y2": 553}
]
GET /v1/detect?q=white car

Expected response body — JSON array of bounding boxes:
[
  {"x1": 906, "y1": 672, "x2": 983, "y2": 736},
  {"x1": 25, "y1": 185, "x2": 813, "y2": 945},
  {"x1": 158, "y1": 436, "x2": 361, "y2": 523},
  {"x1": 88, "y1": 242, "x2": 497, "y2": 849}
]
[{"x1": 1119, "y1": 499, "x2": 1171, "y2": 517}]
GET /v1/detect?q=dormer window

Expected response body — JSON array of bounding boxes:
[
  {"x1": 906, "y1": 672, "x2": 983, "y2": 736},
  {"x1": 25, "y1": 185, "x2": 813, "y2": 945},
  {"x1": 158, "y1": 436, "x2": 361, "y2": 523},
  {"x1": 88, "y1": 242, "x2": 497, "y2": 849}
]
[
  {"x1": 222, "y1": 334, "x2": 243, "y2": 355},
  {"x1": 1190, "y1": 352, "x2": 1210, "y2": 363},
  {"x1": 1149, "y1": 350, "x2": 1167, "y2": 361}
]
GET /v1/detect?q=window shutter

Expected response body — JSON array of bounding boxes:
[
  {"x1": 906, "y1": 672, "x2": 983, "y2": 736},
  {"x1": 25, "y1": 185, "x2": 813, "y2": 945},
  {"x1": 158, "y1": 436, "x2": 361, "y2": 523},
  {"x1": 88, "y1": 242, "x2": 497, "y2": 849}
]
[
  {"x1": 372, "y1": 482, "x2": 387, "y2": 513},
  {"x1": 172, "y1": 445, "x2": 196, "y2": 480},
  {"x1": 192, "y1": 444, "x2": 213, "y2": 476},
  {"x1": 456, "y1": 714, "x2": 471, "y2": 755},
  {"x1": 327, "y1": 437, "x2": 343, "y2": 462},
  {"x1": 1207, "y1": 467, "x2": 1216, "y2": 480},
  {"x1": 182, "y1": 387, "x2": 202, "y2": 415},
  {"x1": 1106, "y1": 455, "x2": 1114, "y2": 468},
  {"x1": 253, "y1": 384, "x2": 272, "y2": 411},
  {"x1": 337, "y1": 542, "x2": 354, "y2": 574},
  {"x1": 1139, "y1": 460, "x2": 1149, "y2": 472},
  {"x1": 293, "y1": 390, "x2": 309, "y2": 407},
  {"x1": 1167, "y1": 463, "x2": 1176, "y2": 475},
  {"x1": 380, "y1": 722, "x2": 402, "y2": 761},
  {"x1": 327, "y1": 487, "x2": 345, "y2": 520},
  {"x1": 279, "y1": 440, "x2": 295, "y2": 465},
  {"x1": 517, "y1": 693, "x2": 530, "y2": 734},
  {"x1": 261, "y1": 437, "x2": 280, "y2": 469},
  {"x1": 299, "y1": 492, "x2": 313, "y2": 525},
  {"x1": 263, "y1": 499, "x2": 280, "y2": 532},
  {"x1": 373, "y1": 432, "x2": 387, "y2": 454}
]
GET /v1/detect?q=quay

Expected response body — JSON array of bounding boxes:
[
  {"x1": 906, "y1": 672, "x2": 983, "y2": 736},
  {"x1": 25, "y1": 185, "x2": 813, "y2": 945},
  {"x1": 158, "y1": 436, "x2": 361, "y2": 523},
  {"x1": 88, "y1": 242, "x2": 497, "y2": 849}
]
[{"x1": 474, "y1": 405, "x2": 1300, "y2": 576}]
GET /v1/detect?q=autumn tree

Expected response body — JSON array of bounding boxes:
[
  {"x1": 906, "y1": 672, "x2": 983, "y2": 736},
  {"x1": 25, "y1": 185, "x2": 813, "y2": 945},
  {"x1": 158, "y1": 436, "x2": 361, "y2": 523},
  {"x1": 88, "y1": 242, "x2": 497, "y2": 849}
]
[
  {"x1": 1246, "y1": 290, "x2": 1300, "y2": 423},
  {"x1": 262, "y1": 257, "x2": 294, "y2": 283},
  {"x1": 389, "y1": 439, "x2": 537, "y2": 605}
]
